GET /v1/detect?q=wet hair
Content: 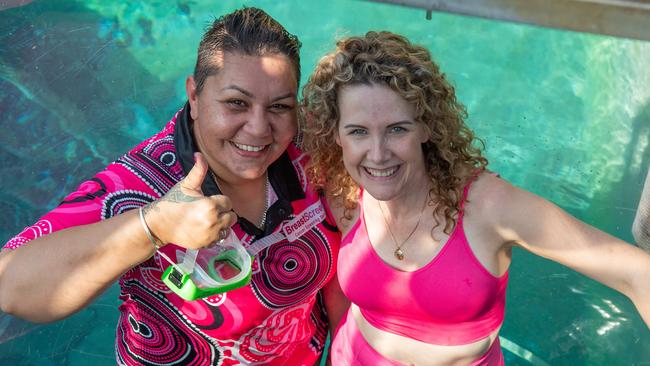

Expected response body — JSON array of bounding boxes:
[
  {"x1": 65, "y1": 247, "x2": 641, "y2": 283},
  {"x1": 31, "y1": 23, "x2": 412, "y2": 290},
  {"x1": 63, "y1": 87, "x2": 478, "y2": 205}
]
[
  {"x1": 193, "y1": 7, "x2": 302, "y2": 93},
  {"x1": 301, "y1": 31, "x2": 488, "y2": 234}
]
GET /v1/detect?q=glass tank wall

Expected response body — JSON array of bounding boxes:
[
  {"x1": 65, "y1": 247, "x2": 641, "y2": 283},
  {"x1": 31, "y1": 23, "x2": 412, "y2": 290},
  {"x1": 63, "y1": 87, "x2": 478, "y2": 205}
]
[{"x1": 0, "y1": 1, "x2": 648, "y2": 364}]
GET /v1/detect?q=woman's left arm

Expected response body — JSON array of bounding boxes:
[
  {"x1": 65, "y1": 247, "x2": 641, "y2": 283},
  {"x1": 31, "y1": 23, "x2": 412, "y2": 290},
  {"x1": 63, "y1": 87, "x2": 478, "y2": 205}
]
[{"x1": 488, "y1": 177, "x2": 650, "y2": 328}]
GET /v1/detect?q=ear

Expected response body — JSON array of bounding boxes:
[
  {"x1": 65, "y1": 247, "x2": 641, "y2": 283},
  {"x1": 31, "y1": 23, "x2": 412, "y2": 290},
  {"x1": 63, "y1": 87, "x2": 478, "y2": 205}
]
[
  {"x1": 335, "y1": 129, "x2": 341, "y2": 147},
  {"x1": 185, "y1": 76, "x2": 200, "y2": 121},
  {"x1": 420, "y1": 123, "x2": 432, "y2": 144}
]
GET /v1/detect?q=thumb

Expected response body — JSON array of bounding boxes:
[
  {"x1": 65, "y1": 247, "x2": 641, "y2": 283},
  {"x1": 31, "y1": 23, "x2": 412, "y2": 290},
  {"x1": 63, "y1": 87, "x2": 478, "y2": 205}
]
[{"x1": 182, "y1": 152, "x2": 208, "y2": 194}]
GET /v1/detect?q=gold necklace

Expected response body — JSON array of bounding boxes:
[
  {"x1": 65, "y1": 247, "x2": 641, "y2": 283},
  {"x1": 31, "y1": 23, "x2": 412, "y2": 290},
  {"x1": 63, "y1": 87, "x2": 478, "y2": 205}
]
[{"x1": 377, "y1": 195, "x2": 428, "y2": 261}]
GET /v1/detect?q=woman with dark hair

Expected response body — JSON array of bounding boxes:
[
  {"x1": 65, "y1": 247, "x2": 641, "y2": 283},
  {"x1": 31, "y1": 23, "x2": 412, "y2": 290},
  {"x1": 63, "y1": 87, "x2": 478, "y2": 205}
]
[
  {"x1": 302, "y1": 31, "x2": 650, "y2": 365},
  {"x1": 0, "y1": 7, "x2": 342, "y2": 365}
]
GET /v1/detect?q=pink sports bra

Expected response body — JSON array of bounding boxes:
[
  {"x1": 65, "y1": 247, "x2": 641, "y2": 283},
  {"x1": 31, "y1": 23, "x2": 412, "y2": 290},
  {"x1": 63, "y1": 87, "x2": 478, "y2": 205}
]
[{"x1": 337, "y1": 178, "x2": 509, "y2": 346}]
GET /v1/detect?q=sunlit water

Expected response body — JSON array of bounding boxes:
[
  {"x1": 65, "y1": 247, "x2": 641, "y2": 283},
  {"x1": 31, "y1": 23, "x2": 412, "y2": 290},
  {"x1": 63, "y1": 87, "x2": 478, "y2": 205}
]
[{"x1": 1, "y1": 1, "x2": 648, "y2": 365}]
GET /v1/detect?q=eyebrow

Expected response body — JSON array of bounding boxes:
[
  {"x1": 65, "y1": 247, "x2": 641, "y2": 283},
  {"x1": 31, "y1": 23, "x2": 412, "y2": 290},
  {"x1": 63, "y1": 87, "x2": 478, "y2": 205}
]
[
  {"x1": 222, "y1": 85, "x2": 296, "y2": 102},
  {"x1": 341, "y1": 120, "x2": 415, "y2": 129}
]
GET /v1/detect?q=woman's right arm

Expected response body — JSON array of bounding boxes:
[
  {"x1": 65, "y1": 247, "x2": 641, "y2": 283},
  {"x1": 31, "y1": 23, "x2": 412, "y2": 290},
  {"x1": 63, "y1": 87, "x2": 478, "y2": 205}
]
[
  {"x1": 0, "y1": 209, "x2": 156, "y2": 322},
  {"x1": 0, "y1": 153, "x2": 235, "y2": 322}
]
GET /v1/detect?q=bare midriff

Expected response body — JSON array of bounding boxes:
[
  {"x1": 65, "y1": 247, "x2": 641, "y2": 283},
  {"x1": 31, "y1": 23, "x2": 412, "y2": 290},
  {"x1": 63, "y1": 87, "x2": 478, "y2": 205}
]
[{"x1": 351, "y1": 305, "x2": 500, "y2": 366}]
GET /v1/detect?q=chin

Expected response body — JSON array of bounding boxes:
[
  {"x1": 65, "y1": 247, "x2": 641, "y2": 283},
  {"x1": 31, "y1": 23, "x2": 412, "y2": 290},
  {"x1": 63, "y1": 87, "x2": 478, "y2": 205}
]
[
  {"x1": 364, "y1": 187, "x2": 399, "y2": 202},
  {"x1": 238, "y1": 169, "x2": 267, "y2": 180},
  {"x1": 243, "y1": 166, "x2": 269, "y2": 179}
]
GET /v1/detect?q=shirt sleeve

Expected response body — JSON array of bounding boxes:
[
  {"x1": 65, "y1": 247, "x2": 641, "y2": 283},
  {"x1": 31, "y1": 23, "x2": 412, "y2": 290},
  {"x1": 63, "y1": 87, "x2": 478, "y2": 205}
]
[{"x1": 3, "y1": 163, "x2": 142, "y2": 250}]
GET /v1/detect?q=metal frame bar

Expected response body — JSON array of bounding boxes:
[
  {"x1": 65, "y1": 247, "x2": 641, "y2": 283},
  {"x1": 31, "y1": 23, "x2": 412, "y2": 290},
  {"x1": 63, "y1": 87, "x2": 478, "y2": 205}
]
[{"x1": 364, "y1": 0, "x2": 650, "y2": 41}]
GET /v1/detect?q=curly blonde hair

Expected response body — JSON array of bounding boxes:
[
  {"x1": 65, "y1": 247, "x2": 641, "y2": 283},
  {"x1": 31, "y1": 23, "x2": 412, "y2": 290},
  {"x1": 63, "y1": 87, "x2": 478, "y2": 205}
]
[{"x1": 301, "y1": 31, "x2": 487, "y2": 234}]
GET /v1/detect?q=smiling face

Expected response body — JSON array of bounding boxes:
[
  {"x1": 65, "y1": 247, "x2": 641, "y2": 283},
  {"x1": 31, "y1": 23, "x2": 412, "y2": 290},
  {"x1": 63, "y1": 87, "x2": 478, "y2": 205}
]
[
  {"x1": 186, "y1": 51, "x2": 298, "y2": 185},
  {"x1": 336, "y1": 83, "x2": 430, "y2": 202}
]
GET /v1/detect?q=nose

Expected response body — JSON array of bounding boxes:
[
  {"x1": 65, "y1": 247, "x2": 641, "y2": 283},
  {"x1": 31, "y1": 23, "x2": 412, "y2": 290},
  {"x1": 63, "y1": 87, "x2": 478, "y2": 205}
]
[
  {"x1": 245, "y1": 106, "x2": 272, "y2": 137},
  {"x1": 367, "y1": 135, "x2": 390, "y2": 163}
]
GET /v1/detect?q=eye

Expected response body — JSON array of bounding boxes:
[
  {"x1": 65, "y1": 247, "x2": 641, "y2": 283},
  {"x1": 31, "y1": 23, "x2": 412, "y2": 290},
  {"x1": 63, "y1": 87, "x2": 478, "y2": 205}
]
[
  {"x1": 269, "y1": 103, "x2": 294, "y2": 113},
  {"x1": 389, "y1": 126, "x2": 407, "y2": 133},
  {"x1": 226, "y1": 99, "x2": 247, "y2": 108},
  {"x1": 347, "y1": 128, "x2": 367, "y2": 136}
]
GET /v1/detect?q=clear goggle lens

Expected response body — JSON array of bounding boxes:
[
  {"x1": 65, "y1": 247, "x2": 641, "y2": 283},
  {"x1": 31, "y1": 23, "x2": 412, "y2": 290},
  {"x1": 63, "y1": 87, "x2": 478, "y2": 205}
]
[
  {"x1": 161, "y1": 229, "x2": 252, "y2": 300},
  {"x1": 184, "y1": 240, "x2": 251, "y2": 289}
]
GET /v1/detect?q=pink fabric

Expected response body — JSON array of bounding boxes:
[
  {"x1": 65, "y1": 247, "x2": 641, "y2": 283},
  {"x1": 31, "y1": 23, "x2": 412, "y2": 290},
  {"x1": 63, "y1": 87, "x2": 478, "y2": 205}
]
[
  {"x1": 4, "y1": 107, "x2": 340, "y2": 366},
  {"x1": 331, "y1": 309, "x2": 504, "y2": 366},
  {"x1": 337, "y1": 178, "x2": 509, "y2": 345},
  {"x1": 331, "y1": 310, "x2": 405, "y2": 366}
]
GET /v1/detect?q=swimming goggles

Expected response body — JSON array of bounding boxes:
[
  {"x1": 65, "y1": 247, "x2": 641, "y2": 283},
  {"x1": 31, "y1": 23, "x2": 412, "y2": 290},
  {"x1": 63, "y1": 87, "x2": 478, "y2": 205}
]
[{"x1": 159, "y1": 230, "x2": 253, "y2": 301}]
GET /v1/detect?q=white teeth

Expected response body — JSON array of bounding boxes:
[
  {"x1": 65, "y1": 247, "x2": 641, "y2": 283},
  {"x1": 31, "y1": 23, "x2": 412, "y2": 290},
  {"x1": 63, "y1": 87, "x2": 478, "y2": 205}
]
[
  {"x1": 233, "y1": 142, "x2": 266, "y2": 152},
  {"x1": 365, "y1": 167, "x2": 397, "y2": 177}
]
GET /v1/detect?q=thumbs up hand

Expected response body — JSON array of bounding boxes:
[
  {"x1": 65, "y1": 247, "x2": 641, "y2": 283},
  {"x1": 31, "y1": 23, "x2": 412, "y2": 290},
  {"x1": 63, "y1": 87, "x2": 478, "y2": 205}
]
[{"x1": 143, "y1": 152, "x2": 237, "y2": 249}]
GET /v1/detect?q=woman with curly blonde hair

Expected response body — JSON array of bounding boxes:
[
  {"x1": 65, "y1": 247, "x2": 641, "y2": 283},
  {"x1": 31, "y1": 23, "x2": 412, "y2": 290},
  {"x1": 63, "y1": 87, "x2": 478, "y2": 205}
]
[{"x1": 301, "y1": 31, "x2": 650, "y2": 365}]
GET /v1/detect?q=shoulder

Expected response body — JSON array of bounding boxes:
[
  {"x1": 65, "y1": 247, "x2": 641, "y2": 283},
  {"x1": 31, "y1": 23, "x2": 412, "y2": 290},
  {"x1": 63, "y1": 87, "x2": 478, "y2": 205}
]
[
  {"x1": 325, "y1": 193, "x2": 360, "y2": 237},
  {"x1": 466, "y1": 171, "x2": 564, "y2": 239},
  {"x1": 113, "y1": 124, "x2": 181, "y2": 195},
  {"x1": 465, "y1": 172, "x2": 513, "y2": 210},
  {"x1": 286, "y1": 142, "x2": 306, "y2": 164},
  {"x1": 465, "y1": 171, "x2": 541, "y2": 226}
]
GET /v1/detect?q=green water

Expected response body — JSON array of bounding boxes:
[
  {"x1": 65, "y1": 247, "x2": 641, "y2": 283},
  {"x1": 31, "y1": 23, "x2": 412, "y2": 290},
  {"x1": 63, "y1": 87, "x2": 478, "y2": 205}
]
[{"x1": 0, "y1": 0, "x2": 648, "y2": 364}]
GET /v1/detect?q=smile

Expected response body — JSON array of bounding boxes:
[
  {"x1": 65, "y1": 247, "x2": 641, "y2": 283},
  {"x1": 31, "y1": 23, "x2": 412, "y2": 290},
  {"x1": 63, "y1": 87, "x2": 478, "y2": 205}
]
[
  {"x1": 232, "y1": 142, "x2": 268, "y2": 152},
  {"x1": 364, "y1": 166, "x2": 398, "y2": 177}
]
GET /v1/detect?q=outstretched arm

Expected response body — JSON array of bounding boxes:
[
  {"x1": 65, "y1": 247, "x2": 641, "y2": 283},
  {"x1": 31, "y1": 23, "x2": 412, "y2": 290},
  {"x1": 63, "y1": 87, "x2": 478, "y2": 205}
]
[
  {"x1": 633, "y1": 167, "x2": 650, "y2": 252},
  {"x1": 483, "y1": 175, "x2": 650, "y2": 328},
  {"x1": 0, "y1": 153, "x2": 235, "y2": 322},
  {"x1": 0, "y1": 209, "x2": 155, "y2": 322}
]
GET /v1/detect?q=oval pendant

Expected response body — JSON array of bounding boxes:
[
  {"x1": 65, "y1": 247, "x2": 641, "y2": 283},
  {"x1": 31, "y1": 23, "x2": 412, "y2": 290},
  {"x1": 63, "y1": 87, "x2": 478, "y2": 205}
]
[{"x1": 394, "y1": 248, "x2": 404, "y2": 260}]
